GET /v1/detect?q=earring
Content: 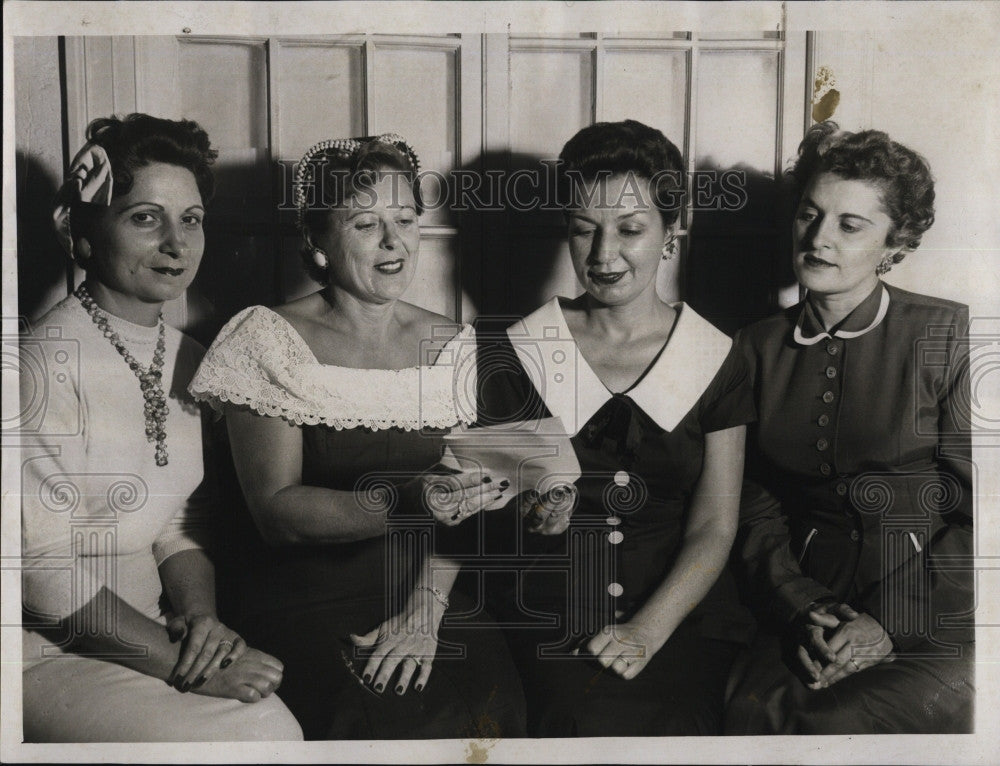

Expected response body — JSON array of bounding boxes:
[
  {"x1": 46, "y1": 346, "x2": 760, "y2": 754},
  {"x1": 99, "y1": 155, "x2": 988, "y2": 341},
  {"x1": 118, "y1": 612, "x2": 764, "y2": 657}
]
[
  {"x1": 661, "y1": 238, "x2": 676, "y2": 261},
  {"x1": 313, "y1": 248, "x2": 329, "y2": 270},
  {"x1": 875, "y1": 255, "x2": 894, "y2": 276}
]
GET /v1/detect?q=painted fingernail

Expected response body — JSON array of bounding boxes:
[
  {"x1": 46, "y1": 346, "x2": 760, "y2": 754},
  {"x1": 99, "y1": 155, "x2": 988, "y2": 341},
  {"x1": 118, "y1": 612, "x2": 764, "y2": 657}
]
[
  {"x1": 499, "y1": 480, "x2": 510, "y2": 489},
  {"x1": 374, "y1": 682, "x2": 384, "y2": 693},
  {"x1": 363, "y1": 674, "x2": 372, "y2": 684},
  {"x1": 482, "y1": 476, "x2": 492, "y2": 484},
  {"x1": 415, "y1": 683, "x2": 424, "y2": 693},
  {"x1": 396, "y1": 685, "x2": 404, "y2": 695},
  {"x1": 221, "y1": 658, "x2": 232, "y2": 669},
  {"x1": 180, "y1": 681, "x2": 191, "y2": 693},
  {"x1": 193, "y1": 675, "x2": 206, "y2": 688}
]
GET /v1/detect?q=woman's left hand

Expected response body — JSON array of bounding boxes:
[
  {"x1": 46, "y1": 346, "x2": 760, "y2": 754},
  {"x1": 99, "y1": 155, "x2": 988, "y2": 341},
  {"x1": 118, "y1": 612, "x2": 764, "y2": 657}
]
[
  {"x1": 166, "y1": 613, "x2": 246, "y2": 691},
  {"x1": 349, "y1": 597, "x2": 444, "y2": 696},
  {"x1": 805, "y1": 607, "x2": 894, "y2": 689},
  {"x1": 584, "y1": 620, "x2": 667, "y2": 680},
  {"x1": 519, "y1": 484, "x2": 579, "y2": 535}
]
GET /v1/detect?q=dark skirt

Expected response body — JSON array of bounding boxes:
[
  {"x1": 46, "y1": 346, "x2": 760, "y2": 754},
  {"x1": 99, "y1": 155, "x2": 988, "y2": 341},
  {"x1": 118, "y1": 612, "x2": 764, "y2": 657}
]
[
  {"x1": 724, "y1": 628, "x2": 975, "y2": 734},
  {"x1": 237, "y1": 538, "x2": 527, "y2": 740},
  {"x1": 502, "y1": 619, "x2": 740, "y2": 737}
]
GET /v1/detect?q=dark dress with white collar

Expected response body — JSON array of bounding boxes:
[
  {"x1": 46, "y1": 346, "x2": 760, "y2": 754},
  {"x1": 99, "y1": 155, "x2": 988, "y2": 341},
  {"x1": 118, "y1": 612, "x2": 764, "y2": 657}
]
[
  {"x1": 725, "y1": 283, "x2": 974, "y2": 734},
  {"x1": 469, "y1": 297, "x2": 756, "y2": 736}
]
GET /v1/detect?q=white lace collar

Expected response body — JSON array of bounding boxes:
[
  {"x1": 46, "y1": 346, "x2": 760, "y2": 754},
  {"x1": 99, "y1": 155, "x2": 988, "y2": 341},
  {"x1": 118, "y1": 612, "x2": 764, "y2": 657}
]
[
  {"x1": 189, "y1": 305, "x2": 477, "y2": 431},
  {"x1": 506, "y1": 297, "x2": 733, "y2": 435}
]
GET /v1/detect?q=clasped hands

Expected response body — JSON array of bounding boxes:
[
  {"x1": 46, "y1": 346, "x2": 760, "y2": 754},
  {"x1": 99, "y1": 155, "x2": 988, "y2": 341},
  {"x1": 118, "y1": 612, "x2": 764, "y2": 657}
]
[
  {"x1": 795, "y1": 602, "x2": 894, "y2": 689},
  {"x1": 166, "y1": 613, "x2": 283, "y2": 703}
]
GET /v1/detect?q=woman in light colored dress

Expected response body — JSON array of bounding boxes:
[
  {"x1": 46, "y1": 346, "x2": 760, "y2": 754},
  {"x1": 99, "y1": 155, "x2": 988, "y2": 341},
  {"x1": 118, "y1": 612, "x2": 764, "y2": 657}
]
[{"x1": 20, "y1": 113, "x2": 301, "y2": 742}]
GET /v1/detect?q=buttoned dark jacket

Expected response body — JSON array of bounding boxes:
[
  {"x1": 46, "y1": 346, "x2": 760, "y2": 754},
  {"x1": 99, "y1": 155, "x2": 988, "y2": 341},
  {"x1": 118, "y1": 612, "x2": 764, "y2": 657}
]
[{"x1": 734, "y1": 283, "x2": 974, "y2": 652}]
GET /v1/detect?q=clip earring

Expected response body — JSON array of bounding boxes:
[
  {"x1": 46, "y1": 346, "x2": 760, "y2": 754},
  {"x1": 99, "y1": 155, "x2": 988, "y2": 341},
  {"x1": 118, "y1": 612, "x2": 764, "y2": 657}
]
[
  {"x1": 661, "y1": 239, "x2": 676, "y2": 261},
  {"x1": 313, "y1": 248, "x2": 329, "y2": 270},
  {"x1": 875, "y1": 255, "x2": 894, "y2": 276}
]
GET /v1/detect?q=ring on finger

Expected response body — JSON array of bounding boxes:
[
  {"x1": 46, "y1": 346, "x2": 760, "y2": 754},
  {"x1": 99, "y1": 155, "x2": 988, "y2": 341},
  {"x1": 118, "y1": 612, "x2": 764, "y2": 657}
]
[
  {"x1": 849, "y1": 658, "x2": 860, "y2": 671},
  {"x1": 408, "y1": 656, "x2": 423, "y2": 667},
  {"x1": 218, "y1": 639, "x2": 235, "y2": 652}
]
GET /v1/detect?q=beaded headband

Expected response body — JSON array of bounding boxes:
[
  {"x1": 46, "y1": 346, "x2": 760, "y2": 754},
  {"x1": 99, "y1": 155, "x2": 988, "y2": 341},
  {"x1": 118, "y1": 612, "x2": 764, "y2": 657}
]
[{"x1": 293, "y1": 133, "x2": 420, "y2": 231}]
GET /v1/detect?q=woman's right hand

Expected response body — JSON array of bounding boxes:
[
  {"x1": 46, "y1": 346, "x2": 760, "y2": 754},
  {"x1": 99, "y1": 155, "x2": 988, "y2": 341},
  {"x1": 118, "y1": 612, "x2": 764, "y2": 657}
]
[
  {"x1": 403, "y1": 468, "x2": 510, "y2": 526},
  {"x1": 190, "y1": 647, "x2": 285, "y2": 703}
]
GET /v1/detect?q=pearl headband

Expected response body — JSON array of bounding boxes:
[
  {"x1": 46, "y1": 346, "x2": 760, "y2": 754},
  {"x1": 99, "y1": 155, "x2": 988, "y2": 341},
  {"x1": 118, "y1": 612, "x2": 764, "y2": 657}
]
[{"x1": 292, "y1": 133, "x2": 420, "y2": 231}]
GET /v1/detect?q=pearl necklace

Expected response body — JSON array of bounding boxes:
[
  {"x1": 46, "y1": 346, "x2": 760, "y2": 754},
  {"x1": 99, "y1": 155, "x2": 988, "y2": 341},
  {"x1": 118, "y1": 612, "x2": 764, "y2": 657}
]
[{"x1": 75, "y1": 284, "x2": 170, "y2": 466}]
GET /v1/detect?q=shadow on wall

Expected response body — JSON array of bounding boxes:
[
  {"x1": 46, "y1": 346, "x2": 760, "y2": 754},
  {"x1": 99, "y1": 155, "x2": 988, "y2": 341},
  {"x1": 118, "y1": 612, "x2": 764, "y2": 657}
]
[
  {"x1": 686, "y1": 161, "x2": 798, "y2": 335},
  {"x1": 185, "y1": 156, "x2": 280, "y2": 346},
  {"x1": 457, "y1": 153, "x2": 797, "y2": 333},
  {"x1": 457, "y1": 151, "x2": 576, "y2": 324},
  {"x1": 17, "y1": 150, "x2": 67, "y2": 322}
]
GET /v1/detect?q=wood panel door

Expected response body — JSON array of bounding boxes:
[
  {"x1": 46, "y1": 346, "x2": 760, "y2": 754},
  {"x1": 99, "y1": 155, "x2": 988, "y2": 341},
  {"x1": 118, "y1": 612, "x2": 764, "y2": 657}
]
[{"x1": 63, "y1": 34, "x2": 484, "y2": 340}]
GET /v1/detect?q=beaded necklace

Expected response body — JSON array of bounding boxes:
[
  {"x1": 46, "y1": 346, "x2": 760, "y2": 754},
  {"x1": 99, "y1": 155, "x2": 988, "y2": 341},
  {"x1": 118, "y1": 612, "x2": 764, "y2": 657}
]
[{"x1": 75, "y1": 284, "x2": 170, "y2": 466}]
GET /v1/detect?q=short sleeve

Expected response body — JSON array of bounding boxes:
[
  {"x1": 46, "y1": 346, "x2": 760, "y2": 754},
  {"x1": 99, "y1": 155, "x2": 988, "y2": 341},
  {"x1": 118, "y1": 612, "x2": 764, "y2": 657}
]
[
  {"x1": 698, "y1": 343, "x2": 756, "y2": 434},
  {"x1": 188, "y1": 305, "x2": 315, "y2": 421}
]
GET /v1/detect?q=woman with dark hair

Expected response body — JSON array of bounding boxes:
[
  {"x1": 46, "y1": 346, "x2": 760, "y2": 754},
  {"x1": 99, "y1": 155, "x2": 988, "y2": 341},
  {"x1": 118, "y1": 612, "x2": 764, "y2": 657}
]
[
  {"x1": 475, "y1": 119, "x2": 756, "y2": 736},
  {"x1": 21, "y1": 113, "x2": 302, "y2": 741},
  {"x1": 724, "y1": 121, "x2": 974, "y2": 734},
  {"x1": 189, "y1": 134, "x2": 526, "y2": 739}
]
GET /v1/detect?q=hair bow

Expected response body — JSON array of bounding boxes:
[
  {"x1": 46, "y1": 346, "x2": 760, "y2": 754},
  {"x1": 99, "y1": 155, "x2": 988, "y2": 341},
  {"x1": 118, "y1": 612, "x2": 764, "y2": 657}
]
[{"x1": 52, "y1": 142, "x2": 114, "y2": 257}]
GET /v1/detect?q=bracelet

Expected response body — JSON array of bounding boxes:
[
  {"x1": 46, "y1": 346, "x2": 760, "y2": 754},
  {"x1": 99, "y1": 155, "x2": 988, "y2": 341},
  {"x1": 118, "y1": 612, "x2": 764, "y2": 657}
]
[{"x1": 415, "y1": 585, "x2": 450, "y2": 610}]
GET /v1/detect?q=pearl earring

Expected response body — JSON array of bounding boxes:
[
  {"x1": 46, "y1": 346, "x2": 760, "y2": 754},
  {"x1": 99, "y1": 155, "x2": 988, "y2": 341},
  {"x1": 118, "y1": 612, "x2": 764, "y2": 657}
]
[{"x1": 313, "y1": 248, "x2": 329, "y2": 270}]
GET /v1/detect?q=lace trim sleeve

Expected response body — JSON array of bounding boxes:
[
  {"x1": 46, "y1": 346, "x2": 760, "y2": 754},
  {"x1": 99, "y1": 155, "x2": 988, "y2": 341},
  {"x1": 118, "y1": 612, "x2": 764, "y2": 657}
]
[
  {"x1": 188, "y1": 308, "x2": 477, "y2": 431},
  {"x1": 188, "y1": 306, "x2": 316, "y2": 420}
]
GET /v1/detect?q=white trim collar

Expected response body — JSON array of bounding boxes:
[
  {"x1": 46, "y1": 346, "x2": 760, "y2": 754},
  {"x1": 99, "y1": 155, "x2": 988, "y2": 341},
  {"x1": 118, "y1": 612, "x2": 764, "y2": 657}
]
[
  {"x1": 793, "y1": 284, "x2": 891, "y2": 346},
  {"x1": 506, "y1": 297, "x2": 733, "y2": 434}
]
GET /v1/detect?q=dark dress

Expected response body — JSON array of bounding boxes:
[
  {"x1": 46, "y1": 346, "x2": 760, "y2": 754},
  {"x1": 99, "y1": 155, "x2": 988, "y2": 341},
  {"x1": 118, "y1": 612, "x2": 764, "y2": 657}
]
[
  {"x1": 466, "y1": 298, "x2": 756, "y2": 736},
  {"x1": 190, "y1": 306, "x2": 526, "y2": 740},
  {"x1": 725, "y1": 283, "x2": 975, "y2": 734}
]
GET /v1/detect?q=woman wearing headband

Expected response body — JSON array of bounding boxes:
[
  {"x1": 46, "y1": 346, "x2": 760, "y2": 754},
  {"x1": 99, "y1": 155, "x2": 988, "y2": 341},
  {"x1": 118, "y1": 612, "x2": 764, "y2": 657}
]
[
  {"x1": 190, "y1": 135, "x2": 526, "y2": 739},
  {"x1": 20, "y1": 113, "x2": 302, "y2": 742}
]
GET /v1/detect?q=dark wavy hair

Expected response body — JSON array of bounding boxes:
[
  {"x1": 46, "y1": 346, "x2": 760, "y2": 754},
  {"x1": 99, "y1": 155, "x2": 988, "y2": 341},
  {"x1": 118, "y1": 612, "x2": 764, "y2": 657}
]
[
  {"x1": 86, "y1": 113, "x2": 217, "y2": 202},
  {"x1": 557, "y1": 119, "x2": 685, "y2": 228},
  {"x1": 67, "y1": 114, "x2": 216, "y2": 254},
  {"x1": 791, "y1": 121, "x2": 935, "y2": 260},
  {"x1": 299, "y1": 140, "x2": 421, "y2": 284}
]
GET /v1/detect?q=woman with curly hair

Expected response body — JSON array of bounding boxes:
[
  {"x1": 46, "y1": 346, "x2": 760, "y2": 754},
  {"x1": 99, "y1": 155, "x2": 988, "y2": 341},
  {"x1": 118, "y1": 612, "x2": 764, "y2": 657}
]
[
  {"x1": 21, "y1": 113, "x2": 302, "y2": 741},
  {"x1": 724, "y1": 122, "x2": 975, "y2": 734}
]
